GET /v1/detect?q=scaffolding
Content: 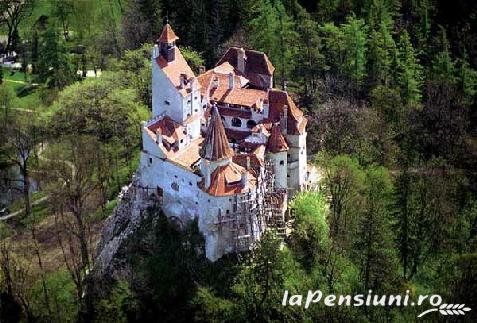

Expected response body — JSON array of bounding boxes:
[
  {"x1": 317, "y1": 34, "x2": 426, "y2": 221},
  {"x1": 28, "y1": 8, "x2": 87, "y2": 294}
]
[{"x1": 215, "y1": 160, "x2": 288, "y2": 254}]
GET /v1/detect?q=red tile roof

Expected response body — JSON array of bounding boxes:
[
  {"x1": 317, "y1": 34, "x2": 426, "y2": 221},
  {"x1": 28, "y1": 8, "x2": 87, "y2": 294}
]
[
  {"x1": 158, "y1": 24, "x2": 179, "y2": 43},
  {"x1": 156, "y1": 47, "x2": 195, "y2": 96},
  {"x1": 199, "y1": 163, "x2": 256, "y2": 196},
  {"x1": 198, "y1": 66, "x2": 267, "y2": 109},
  {"x1": 268, "y1": 89, "x2": 307, "y2": 135},
  {"x1": 217, "y1": 47, "x2": 275, "y2": 76},
  {"x1": 266, "y1": 124, "x2": 289, "y2": 153},
  {"x1": 225, "y1": 128, "x2": 250, "y2": 141},
  {"x1": 199, "y1": 106, "x2": 234, "y2": 161},
  {"x1": 218, "y1": 106, "x2": 252, "y2": 119},
  {"x1": 147, "y1": 116, "x2": 185, "y2": 145}
]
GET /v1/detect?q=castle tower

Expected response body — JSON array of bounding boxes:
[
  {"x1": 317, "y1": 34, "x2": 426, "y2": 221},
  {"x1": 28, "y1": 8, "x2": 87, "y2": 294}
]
[
  {"x1": 199, "y1": 106, "x2": 234, "y2": 188},
  {"x1": 151, "y1": 23, "x2": 201, "y2": 141},
  {"x1": 157, "y1": 23, "x2": 178, "y2": 62},
  {"x1": 266, "y1": 124, "x2": 289, "y2": 189}
]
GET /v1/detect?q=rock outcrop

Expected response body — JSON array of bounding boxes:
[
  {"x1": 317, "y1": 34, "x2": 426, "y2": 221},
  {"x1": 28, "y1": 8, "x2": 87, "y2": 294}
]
[{"x1": 90, "y1": 178, "x2": 158, "y2": 285}]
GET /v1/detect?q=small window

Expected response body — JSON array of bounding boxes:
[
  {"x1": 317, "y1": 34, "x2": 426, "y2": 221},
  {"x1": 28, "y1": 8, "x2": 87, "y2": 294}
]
[
  {"x1": 246, "y1": 120, "x2": 257, "y2": 129},
  {"x1": 189, "y1": 181, "x2": 193, "y2": 186},
  {"x1": 164, "y1": 100, "x2": 170, "y2": 105},
  {"x1": 171, "y1": 182, "x2": 179, "y2": 191},
  {"x1": 231, "y1": 117, "x2": 242, "y2": 127},
  {"x1": 180, "y1": 139, "x2": 184, "y2": 143},
  {"x1": 280, "y1": 160, "x2": 284, "y2": 166},
  {"x1": 149, "y1": 157, "x2": 153, "y2": 164},
  {"x1": 226, "y1": 210, "x2": 230, "y2": 214},
  {"x1": 194, "y1": 109, "x2": 198, "y2": 112}
]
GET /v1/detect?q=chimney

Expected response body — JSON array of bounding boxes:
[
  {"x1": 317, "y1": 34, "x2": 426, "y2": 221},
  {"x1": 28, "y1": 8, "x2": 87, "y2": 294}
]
[
  {"x1": 152, "y1": 44, "x2": 160, "y2": 59},
  {"x1": 241, "y1": 170, "x2": 248, "y2": 187},
  {"x1": 156, "y1": 130, "x2": 163, "y2": 146},
  {"x1": 228, "y1": 72, "x2": 234, "y2": 90},
  {"x1": 246, "y1": 156, "x2": 251, "y2": 170},
  {"x1": 280, "y1": 105, "x2": 288, "y2": 134},
  {"x1": 212, "y1": 76, "x2": 219, "y2": 89},
  {"x1": 282, "y1": 80, "x2": 288, "y2": 92},
  {"x1": 237, "y1": 48, "x2": 246, "y2": 73},
  {"x1": 199, "y1": 66, "x2": 206, "y2": 74},
  {"x1": 179, "y1": 73, "x2": 188, "y2": 88}
]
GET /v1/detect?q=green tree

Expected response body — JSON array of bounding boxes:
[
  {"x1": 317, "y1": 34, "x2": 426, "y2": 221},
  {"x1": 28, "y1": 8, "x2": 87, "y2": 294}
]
[
  {"x1": 457, "y1": 52, "x2": 477, "y2": 105},
  {"x1": 37, "y1": 27, "x2": 75, "y2": 89},
  {"x1": 368, "y1": 20, "x2": 395, "y2": 87},
  {"x1": 247, "y1": 0, "x2": 298, "y2": 84},
  {"x1": 395, "y1": 31, "x2": 423, "y2": 105},
  {"x1": 341, "y1": 15, "x2": 368, "y2": 87},
  {"x1": 319, "y1": 154, "x2": 365, "y2": 250},
  {"x1": 52, "y1": 0, "x2": 74, "y2": 41},
  {"x1": 289, "y1": 192, "x2": 329, "y2": 270},
  {"x1": 319, "y1": 22, "x2": 345, "y2": 76},
  {"x1": 353, "y1": 166, "x2": 398, "y2": 292},
  {"x1": 294, "y1": 8, "x2": 325, "y2": 94},
  {"x1": 431, "y1": 26, "x2": 456, "y2": 84}
]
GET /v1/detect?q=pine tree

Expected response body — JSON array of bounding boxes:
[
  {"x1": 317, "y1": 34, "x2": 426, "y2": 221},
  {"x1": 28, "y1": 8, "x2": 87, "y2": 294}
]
[
  {"x1": 294, "y1": 8, "x2": 324, "y2": 94},
  {"x1": 395, "y1": 31, "x2": 423, "y2": 105},
  {"x1": 247, "y1": 0, "x2": 298, "y2": 84},
  {"x1": 368, "y1": 20, "x2": 395, "y2": 87},
  {"x1": 341, "y1": 15, "x2": 368, "y2": 87},
  {"x1": 431, "y1": 26, "x2": 456, "y2": 84},
  {"x1": 353, "y1": 166, "x2": 398, "y2": 292},
  {"x1": 37, "y1": 27, "x2": 75, "y2": 89},
  {"x1": 364, "y1": 0, "x2": 400, "y2": 30},
  {"x1": 457, "y1": 52, "x2": 477, "y2": 105}
]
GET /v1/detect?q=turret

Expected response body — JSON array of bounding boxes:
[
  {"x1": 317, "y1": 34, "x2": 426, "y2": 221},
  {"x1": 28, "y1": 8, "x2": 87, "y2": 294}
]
[
  {"x1": 157, "y1": 23, "x2": 179, "y2": 62},
  {"x1": 199, "y1": 106, "x2": 234, "y2": 189}
]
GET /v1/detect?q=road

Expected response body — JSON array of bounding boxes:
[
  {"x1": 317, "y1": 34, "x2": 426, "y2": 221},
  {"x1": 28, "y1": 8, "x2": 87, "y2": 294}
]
[{"x1": 0, "y1": 196, "x2": 49, "y2": 221}]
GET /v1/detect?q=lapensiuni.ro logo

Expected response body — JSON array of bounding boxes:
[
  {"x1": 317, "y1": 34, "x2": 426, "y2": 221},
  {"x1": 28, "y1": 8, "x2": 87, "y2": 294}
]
[{"x1": 282, "y1": 290, "x2": 471, "y2": 318}]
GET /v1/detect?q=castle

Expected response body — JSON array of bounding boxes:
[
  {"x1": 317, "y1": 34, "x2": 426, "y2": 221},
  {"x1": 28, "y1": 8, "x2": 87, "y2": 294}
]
[{"x1": 138, "y1": 23, "x2": 309, "y2": 261}]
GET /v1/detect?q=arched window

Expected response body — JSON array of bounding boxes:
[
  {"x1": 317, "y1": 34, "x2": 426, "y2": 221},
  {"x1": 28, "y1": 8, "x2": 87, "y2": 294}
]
[
  {"x1": 246, "y1": 120, "x2": 257, "y2": 129},
  {"x1": 231, "y1": 117, "x2": 242, "y2": 127}
]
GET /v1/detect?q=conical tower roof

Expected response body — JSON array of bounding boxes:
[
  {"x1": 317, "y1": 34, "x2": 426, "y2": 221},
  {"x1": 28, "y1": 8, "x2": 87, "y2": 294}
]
[
  {"x1": 200, "y1": 106, "x2": 234, "y2": 161},
  {"x1": 158, "y1": 23, "x2": 179, "y2": 43},
  {"x1": 266, "y1": 124, "x2": 289, "y2": 153}
]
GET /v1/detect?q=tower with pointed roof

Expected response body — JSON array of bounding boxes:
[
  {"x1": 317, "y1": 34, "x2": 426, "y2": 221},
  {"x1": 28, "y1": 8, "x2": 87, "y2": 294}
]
[
  {"x1": 266, "y1": 124, "x2": 289, "y2": 189},
  {"x1": 199, "y1": 105, "x2": 235, "y2": 188},
  {"x1": 151, "y1": 23, "x2": 202, "y2": 143}
]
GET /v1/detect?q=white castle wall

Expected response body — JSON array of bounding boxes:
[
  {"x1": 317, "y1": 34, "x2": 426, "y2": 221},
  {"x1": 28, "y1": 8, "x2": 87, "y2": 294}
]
[
  {"x1": 267, "y1": 151, "x2": 288, "y2": 189},
  {"x1": 286, "y1": 132, "x2": 307, "y2": 192},
  {"x1": 152, "y1": 61, "x2": 184, "y2": 121}
]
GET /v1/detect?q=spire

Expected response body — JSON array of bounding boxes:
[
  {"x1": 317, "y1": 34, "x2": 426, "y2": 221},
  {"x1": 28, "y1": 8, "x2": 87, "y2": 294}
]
[
  {"x1": 266, "y1": 124, "x2": 289, "y2": 153},
  {"x1": 200, "y1": 106, "x2": 234, "y2": 161},
  {"x1": 158, "y1": 23, "x2": 179, "y2": 43}
]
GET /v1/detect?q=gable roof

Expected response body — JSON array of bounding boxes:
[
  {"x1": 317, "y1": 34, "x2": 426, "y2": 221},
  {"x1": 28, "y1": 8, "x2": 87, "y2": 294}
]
[
  {"x1": 199, "y1": 163, "x2": 256, "y2": 196},
  {"x1": 217, "y1": 47, "x2": 275, "y2": 76},
  {"x1": 199, "y1": 106, "x2": 234, "y2": 161},
  {"x1": 156, "y1": 47, "x2": 196, "y2": 95},
  {"x1": 268, "y1": 89, "x2": 307, "y2": 135}
]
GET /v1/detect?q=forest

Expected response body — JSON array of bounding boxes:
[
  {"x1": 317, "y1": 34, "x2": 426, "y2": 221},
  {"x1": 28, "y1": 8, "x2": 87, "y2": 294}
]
[{"x1": 0, "y1": 0, "x2": 476, "y2": 322}]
